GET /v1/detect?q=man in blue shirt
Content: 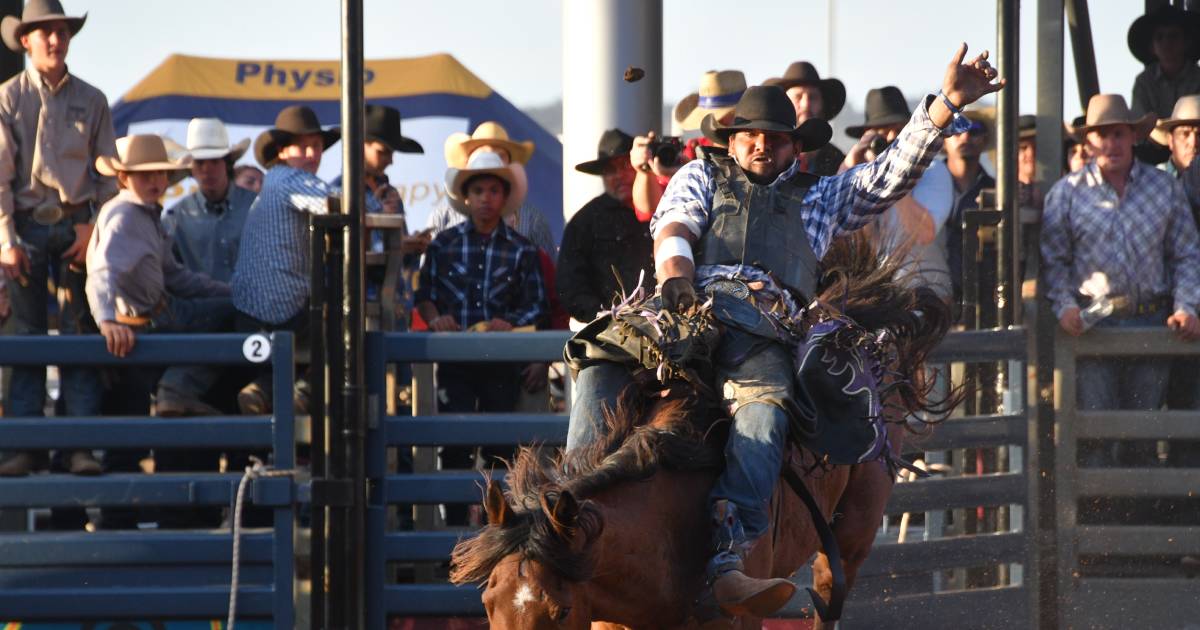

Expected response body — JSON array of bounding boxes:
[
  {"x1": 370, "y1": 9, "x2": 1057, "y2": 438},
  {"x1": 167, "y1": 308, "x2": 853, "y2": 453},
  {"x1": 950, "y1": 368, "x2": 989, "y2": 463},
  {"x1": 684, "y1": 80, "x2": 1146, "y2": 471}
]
[{"x1": 230, "y1": 105, "x2": 340, "y2": 414}]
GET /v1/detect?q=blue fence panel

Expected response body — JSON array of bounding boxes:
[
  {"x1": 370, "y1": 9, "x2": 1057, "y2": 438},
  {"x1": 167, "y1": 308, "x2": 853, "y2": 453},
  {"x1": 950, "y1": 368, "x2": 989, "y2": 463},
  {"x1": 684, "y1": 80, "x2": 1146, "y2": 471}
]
[{"x1": 0, "y1": 333, "x2": 296, "y2": 626}]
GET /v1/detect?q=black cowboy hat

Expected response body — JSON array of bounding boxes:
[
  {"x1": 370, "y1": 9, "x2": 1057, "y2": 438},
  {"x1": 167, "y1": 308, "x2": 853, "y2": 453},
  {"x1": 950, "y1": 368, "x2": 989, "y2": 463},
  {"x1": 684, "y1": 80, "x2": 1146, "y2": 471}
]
[
  {"x1": 575, "y1": 129, "x2": 635, "y2": 175},
  {"x1": 1018, "y1": 114, "x2": 1037, "y2": 140},
  {"x1": 1, "y1": 0, "x2": 86, "y2": 53},
  {"x1": 700, "y1": 85, "x2": 832, "y2": 151},
  {"x1": 365, "y1": 104, "x2": 423, "y2": 154},
  {"x1": 1127, "y1": 5, "x2": 1200, "y2": 65},
  {"x1": 845, "y1": 86, "x2": 911, "y2": 138},
  {"x1": 763, "y1": 61, "x2": 847, "y2": 120},
  {"x1": 254, "y1": 105, "x2": 341, "y2": 168}
]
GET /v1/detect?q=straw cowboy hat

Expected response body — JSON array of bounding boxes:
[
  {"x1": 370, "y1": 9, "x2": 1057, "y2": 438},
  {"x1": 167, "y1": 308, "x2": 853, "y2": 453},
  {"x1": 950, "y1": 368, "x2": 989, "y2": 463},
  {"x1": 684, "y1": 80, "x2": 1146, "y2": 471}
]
[
  {"x1": 1151, "y1": 94, "x2": 1200, "y2": 145},
  {"x1": 186, "y1": 118, "x2": 250, "y2": 162},
  {"x1": 763, "y1": 61, "x2": 847, "y2": 120},
  {"x1": 679, "y1": 70, "x2": 747, "y2": 131},
  {"x1": 700, "y1": 85, "x2": 832, "y2": 152},
  {"x1": 1127, "y1": 4, "x2": 1200, "y2": 65},
  {"x1": 672, "y1": 92, "x2": 699, "y2": 135},
  {"x1": 366, "y1": 104, "x2": 423, "y2": 154},
  {"x1": 254, "y1": 105, "x2": 340, "y2": 168},
  {"x1": 574, "y1": 129, "x2": 635, "y2": 175},
  {"x1": 1, "y1": 0, "x2": 85, "y2": 53},
  {"x1": 846, "y1": 86, "x2": 911, "y2": 138},
  {"x1": 95, "y1": 135, "x2": 192, "y2": 177},
  {"x1": 444, "y1": 150, "x2": 525, "y2": 217},
  {"x1": 444, "y1": 122, "x2": 534, "y2": 168},
  {"x1": 1074, "y1": 94, "x2": 1157, "y2": 141}
]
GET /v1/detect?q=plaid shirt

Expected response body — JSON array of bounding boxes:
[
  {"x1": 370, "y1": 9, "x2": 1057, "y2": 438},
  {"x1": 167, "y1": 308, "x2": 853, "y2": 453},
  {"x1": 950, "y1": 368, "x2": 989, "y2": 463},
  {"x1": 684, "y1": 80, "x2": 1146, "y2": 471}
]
[
  {"x1": 1041, "y1": 160, "x2": 1200, "y2": 318},
  {"x1": 415, "y1": 220, "x2": 546, "y2": 328},
  {"x1": 650, "y1": 93, "x2": 970, "y2": 285},
  {"x1": 231, "y1": 166, "x2": 334, "y2": 324}
]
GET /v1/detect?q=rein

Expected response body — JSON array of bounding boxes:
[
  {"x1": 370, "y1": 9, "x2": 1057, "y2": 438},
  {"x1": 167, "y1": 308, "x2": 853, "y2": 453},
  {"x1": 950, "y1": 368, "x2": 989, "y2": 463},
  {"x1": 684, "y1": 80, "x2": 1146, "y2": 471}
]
[{"x1": 779, "y1": 463, "x2": 847, "y2": 622}]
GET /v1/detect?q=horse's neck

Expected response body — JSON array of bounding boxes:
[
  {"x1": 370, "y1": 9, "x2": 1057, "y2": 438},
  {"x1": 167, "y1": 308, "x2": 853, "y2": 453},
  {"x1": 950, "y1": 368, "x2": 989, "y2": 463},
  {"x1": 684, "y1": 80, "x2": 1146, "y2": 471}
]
[{"x1": 581, "y1": 469, "x2": 716, "y2": 627}]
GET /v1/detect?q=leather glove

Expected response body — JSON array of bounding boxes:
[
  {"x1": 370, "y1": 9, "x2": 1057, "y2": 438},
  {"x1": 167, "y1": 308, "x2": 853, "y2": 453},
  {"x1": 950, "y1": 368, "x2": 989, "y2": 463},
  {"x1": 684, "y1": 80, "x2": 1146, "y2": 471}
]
[{"x1": 660, "y1": 277, "x2": 697, "y2": 313}]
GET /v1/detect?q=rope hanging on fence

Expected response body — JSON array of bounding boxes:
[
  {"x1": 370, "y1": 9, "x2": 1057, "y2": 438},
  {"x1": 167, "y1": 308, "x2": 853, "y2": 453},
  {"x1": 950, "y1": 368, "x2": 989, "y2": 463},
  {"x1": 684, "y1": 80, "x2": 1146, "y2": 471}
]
[{"x1": 228, "y1": 456, "x2": 295, "y2": 630}]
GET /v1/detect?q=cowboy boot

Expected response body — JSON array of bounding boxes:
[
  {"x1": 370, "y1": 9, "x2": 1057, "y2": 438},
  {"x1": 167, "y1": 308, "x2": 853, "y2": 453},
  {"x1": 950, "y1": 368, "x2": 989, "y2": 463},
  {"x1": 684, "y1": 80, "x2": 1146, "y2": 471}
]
[{"x1": 703, "y1": 500, "x2": 796, "y2": 619}]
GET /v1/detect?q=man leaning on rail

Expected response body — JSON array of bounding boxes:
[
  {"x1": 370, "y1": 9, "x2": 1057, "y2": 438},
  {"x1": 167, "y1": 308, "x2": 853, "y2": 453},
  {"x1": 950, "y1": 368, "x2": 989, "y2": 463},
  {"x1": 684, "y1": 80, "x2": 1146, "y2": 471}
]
[{"x1": 564, "y1": 44, "x2": 1004, "y2": 622}]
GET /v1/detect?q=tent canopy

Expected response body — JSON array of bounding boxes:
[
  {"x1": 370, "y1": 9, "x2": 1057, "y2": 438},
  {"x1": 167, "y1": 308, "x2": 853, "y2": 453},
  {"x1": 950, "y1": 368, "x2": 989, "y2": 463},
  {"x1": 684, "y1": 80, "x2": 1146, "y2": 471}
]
[{"x1": 112, "y1": 53, "x2": 563, "y2": 243}]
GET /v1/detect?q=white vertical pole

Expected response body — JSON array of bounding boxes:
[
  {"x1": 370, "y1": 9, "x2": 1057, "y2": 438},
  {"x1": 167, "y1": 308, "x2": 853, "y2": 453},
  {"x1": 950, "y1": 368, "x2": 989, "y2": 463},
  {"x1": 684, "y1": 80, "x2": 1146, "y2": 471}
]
[{"x1": 562, "y1": 0, "x2": 663, "y2": 222}]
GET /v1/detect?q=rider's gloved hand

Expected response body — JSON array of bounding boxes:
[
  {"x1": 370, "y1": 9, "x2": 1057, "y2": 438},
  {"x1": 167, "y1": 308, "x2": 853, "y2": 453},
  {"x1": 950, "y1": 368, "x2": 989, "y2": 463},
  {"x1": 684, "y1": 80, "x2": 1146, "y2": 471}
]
[{"x1": 660, "y1": 277, "x2": 697, "y2": 313}]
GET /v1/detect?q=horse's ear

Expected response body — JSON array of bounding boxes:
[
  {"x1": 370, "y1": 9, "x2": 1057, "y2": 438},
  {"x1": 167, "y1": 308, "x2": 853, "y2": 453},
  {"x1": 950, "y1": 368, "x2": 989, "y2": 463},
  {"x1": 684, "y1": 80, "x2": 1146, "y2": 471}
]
[
  {"x1": 484, "y1": 480, "x2": 511, "y2": 527},
  {"x1": 541, "y1": 489, "x2": 580, "y2": 541}
]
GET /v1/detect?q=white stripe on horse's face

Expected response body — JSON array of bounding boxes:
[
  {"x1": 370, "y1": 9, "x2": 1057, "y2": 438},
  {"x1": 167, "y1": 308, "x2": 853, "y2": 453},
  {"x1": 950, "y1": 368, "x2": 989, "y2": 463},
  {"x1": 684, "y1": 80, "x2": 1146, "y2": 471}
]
[{"x1": 513, "y1": 582, "x2": 537, "y2": 613}]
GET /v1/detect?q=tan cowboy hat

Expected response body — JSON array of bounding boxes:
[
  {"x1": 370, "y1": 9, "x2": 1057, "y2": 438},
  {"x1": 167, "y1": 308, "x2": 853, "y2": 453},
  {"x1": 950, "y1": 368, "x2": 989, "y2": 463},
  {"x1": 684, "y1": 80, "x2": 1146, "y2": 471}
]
[
  {"x1": 95, "y1": 135, "x2": 192, "y2": 177},
  {"x1": 444, "y1": 122, "x2": 534, "y2": 168},
  {"x1": 444, "y1": 150, "x2": 525, "y2": 217},
  {"x1": 679, "y1": 70, "x2": 747, "y2": 131},
  {"x1": 1, "y1": 0, "x2": 86, "y2": 53},
  {"x1": 1074, "y1": 94, "x2": 1156, "y2": 140},
  {"x1": 254, "y1": 105, "x2": 340, "y2": 168},
  {"x1": 186, "y1": 118, "x2": 250, "y2": 161},
  {"x1": 1152, "y1": 95, "x2": 1200, "y2": 145},
  {"x1": 672, "y1": 92, "x2": 699, "y2": 133}
]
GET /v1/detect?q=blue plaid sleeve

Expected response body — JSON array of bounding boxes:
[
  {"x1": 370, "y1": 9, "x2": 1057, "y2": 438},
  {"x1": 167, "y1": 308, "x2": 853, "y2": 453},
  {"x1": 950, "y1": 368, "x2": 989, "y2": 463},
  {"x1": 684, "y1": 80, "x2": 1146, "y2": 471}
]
[
  {"x1": 1039, "y1": 178, "x2": 1079, "y2": 318},
  {"x1": 283, "y1": 170, "x2": 333, "y2": 215},
  {"x1": 806, "y1": 94, "x2": 971, "y2": 256},
  {"x1": 650, "y1": 159, "x2": 716, "y2": 239},
  {"x1": 414, "y1": 237, "x2": 440, "y2": 307}
]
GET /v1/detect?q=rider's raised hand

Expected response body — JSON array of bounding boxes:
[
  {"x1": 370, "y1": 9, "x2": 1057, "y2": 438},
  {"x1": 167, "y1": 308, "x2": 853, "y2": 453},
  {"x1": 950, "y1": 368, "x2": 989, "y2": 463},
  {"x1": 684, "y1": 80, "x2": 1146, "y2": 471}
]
[{"x1": 940, "y1": 43, "x2": 1006, "y2": 110}]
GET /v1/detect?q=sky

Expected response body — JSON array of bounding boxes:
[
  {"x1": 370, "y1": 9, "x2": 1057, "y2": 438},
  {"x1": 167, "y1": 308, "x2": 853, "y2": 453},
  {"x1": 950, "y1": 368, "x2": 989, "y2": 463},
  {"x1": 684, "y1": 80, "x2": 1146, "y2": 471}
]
[{"x1": 60, "y1": 0, "x2": 1144, "y2": 120}]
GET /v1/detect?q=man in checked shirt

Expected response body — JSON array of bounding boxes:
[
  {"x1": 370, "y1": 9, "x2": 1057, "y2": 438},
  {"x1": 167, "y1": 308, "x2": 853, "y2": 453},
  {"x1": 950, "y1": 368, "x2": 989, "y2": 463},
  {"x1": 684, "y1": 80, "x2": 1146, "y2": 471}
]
[
  {"x1": 415, "y1": 149, "x2": 546, "y2": 525},
  {"x1": 566, "y1": 44, "x2": 1004, "y2": 621},
  {"x1": 1043, "y1": 94, "x2": 1200, "y2": 467}
]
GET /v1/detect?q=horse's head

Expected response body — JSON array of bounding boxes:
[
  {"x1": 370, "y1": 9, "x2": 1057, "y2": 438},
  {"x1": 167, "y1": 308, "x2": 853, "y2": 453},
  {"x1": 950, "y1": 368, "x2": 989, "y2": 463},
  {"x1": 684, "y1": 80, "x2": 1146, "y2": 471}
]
[{"x1": 451, "y1": 481, "x2": 598, "y2": 629}]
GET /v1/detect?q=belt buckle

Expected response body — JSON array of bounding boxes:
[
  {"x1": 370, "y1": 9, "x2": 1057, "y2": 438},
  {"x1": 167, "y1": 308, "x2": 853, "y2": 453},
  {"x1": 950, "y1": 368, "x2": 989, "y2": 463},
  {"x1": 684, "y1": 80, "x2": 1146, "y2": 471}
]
[{"x1": 705, "y1": 278, "x2": 750, "y2": 300}]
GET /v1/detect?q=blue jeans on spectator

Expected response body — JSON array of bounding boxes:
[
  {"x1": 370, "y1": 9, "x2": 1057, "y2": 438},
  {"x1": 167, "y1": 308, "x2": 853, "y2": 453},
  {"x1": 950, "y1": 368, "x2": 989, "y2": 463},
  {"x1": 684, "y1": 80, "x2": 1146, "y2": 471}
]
[
  {"x1": 1077, "y1": 312, "x2": 1168, "y2": 467},
  {"x1": 5, "y1": 213, "x2": 101, "y2": 418},
  {"x1": 153, "y1": 294, "x2": 236, "y2": 398}
]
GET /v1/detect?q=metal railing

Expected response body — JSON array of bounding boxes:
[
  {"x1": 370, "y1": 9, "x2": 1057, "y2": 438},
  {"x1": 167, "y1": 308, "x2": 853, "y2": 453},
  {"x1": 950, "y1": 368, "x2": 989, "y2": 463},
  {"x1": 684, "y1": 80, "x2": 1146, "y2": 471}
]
[{"x1": 0, "y1": 333, "x2": 297, "y2": 625}]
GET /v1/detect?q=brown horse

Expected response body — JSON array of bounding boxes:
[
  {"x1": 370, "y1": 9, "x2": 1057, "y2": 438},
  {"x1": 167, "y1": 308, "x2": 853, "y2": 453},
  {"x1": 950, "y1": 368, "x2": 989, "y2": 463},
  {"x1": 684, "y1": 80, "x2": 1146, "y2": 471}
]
[{"x1": 450, "y1": 236, "x2": 954, "y2": 629}]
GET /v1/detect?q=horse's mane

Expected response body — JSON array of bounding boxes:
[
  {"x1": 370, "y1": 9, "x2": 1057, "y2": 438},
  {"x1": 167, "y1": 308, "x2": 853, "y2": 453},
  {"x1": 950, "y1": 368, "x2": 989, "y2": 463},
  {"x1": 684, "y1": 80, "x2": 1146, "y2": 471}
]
[
  {"x1": 814, "y1": 232, "x2": 961, "y2": 421},
  {"x1": 449, "y1": 384, "x2": 722, "y2": 585},
  {"x1": 451, "y1": 231, "x2": 959, "y2": 586}
]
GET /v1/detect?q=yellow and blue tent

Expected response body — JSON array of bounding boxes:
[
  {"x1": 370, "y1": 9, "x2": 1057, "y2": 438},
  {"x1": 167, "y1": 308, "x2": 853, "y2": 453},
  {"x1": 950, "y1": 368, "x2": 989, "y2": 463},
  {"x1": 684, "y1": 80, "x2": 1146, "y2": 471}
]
[{"x1": 112, "y1": 53, "x2": 563, "y2": 242}]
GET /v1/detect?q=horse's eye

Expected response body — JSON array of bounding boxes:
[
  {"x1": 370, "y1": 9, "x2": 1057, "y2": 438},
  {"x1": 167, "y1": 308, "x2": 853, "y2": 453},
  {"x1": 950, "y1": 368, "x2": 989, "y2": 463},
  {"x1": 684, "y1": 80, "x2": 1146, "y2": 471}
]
[{"x1": 554, "y1": 606, "x2": 571, "y2": 622}]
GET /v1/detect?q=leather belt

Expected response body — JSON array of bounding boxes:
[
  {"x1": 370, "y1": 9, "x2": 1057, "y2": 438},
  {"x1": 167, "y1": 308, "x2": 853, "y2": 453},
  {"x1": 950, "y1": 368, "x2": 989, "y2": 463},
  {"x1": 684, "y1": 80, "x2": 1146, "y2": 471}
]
[
  {"x1": 1107, "y1": 295, "x2": 1171, "y2": 318},
  {"x1": 114, "y1": 299, "x2": 167, "y2": 328}
]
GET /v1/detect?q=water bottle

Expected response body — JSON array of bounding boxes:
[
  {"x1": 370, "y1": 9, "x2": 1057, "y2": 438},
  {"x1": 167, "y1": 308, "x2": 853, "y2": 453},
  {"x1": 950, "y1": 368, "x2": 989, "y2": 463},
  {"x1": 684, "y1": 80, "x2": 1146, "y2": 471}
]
[{"x1": 1079, "y1": 296, "x2": 1113, "y2": 331}]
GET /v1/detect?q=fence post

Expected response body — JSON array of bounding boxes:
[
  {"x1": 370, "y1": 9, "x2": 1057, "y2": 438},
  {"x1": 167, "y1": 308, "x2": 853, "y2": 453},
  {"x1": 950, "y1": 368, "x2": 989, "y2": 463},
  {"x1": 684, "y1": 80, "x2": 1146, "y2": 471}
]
[
  {"x1": 364, "y1": 332, "x2": 388, "y2": 629},
  {"x1": 1052, "y1": 331, "x2": 1078, "y2": 628},
  {"x1": 270, "y1": 331, "x2": 297, "y2": 629}
]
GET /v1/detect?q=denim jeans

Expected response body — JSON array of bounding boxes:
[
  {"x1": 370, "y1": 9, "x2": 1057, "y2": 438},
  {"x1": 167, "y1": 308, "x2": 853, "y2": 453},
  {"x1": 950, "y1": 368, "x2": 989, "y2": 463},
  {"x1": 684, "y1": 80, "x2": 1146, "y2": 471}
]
[
  {"x1": 5, "y1": 214, "x2": 101, "y2": 418},
  {"x1": 152, "y1": 294, "x2": 236, "y2": 397},
  {"x1": 568, "y1": 326, "x2": 792, "y2": 559},
  {"x1": 1077, "y1": 313, "x2": 1169, "y2": 467}
]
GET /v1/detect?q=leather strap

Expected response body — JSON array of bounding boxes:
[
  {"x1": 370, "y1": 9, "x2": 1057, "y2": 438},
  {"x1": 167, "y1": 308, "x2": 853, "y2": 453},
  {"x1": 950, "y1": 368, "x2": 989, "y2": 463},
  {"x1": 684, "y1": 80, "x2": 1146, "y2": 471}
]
[{"x1": 780, "y1": 463, "x2": 847, "y2": 622}]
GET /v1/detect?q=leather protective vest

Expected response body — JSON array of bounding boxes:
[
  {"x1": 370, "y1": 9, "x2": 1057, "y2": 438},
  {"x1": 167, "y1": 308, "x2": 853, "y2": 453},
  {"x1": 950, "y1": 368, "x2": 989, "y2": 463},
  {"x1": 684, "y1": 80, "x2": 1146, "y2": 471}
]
[{"x1": 696, "y1": 154, "x2": 821, "y2": 299}]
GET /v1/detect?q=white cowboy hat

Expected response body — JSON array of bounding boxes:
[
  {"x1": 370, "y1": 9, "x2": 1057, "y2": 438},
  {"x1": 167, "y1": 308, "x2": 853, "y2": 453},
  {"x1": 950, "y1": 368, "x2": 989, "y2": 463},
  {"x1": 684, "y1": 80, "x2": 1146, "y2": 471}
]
[
  {"x1": 1151, "y1": 95, "x2": 1200, "y2": 145},
  {"x1": 444, "y1": 150, "x2": 525, "y2": 217},
  {"x1": 96, "y1": 134, "x2": 192, "y2": 177},
  {"x1": 444, "y1": 121, "x2": 535, "y2": 168},
  {"x1": 1074, "y1": 94, "x2": 1156, "y2": 141},
  {"x1": 186, "y1": 118, "x2": 250, "y2": 161}
]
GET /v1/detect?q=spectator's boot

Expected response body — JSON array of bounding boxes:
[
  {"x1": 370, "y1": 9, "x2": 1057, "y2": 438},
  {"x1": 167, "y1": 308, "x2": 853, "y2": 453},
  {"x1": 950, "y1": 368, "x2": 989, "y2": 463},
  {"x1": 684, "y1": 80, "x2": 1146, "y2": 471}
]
[
  {"x1": 155, "y1": 385, "x2": 222, "y2": 417},
  {"x1": 68, "y1": 450, "x2": 102, "y2": 476},
  {"x1": 0, "y1": 452, "x2": 34, "y2": 477},
  {"x1": 698, "y1": 500, "x2": 795, "y2": 625}
]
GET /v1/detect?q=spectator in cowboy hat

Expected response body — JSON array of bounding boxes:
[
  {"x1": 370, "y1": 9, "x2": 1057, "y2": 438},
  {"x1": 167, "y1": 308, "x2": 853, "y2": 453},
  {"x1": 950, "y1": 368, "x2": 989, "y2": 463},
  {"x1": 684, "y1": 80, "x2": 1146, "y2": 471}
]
[
  {"x1": 1129, "y1": 4, "x2": 1200, "y2": 120},
  {"x1": 86, "y1": 134, "x2": 232, "y2": 411},
  {"x1": 764, "y1": 61, "x2": 847, "y2": 176},
  {"x1": 415, "y1": 149, "x2": 546, "y2": 524},
  {"x1": 1153, "y1": 95, "x2": 1200, "y2": 179},
  {"x1": 425, "y1": 121, "x2": 555, "y2": 254},
  {"x1": 1042, "y1": 94, "x2": 1200, "y2": 467},
  {"x1": 0, "y1": 0, "x2": 117, "y2": 478},
  {"x1": 558, "y1": 129, "x2": 653, "y2": 325},
  {"x1": 162, "y1": 118, "x2": 255, "y2": 285},
  {"x1": 230, "y1": 104, "x2": 341, "y2": 414}
]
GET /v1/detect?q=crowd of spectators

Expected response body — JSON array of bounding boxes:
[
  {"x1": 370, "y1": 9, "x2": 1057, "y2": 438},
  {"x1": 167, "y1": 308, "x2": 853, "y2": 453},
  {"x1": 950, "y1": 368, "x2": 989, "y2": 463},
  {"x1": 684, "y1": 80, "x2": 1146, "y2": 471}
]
[{"x1": 1, "y1": 0, "x2": 1200, "y2": 532}]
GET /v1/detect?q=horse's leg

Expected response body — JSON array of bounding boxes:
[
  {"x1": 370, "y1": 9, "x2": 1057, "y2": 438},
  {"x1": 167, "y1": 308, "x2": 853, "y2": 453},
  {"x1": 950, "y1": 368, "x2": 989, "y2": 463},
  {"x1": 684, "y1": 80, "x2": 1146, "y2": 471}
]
[{"x1": 811, "y1": 459, "x2": 895, "y2": 630}]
